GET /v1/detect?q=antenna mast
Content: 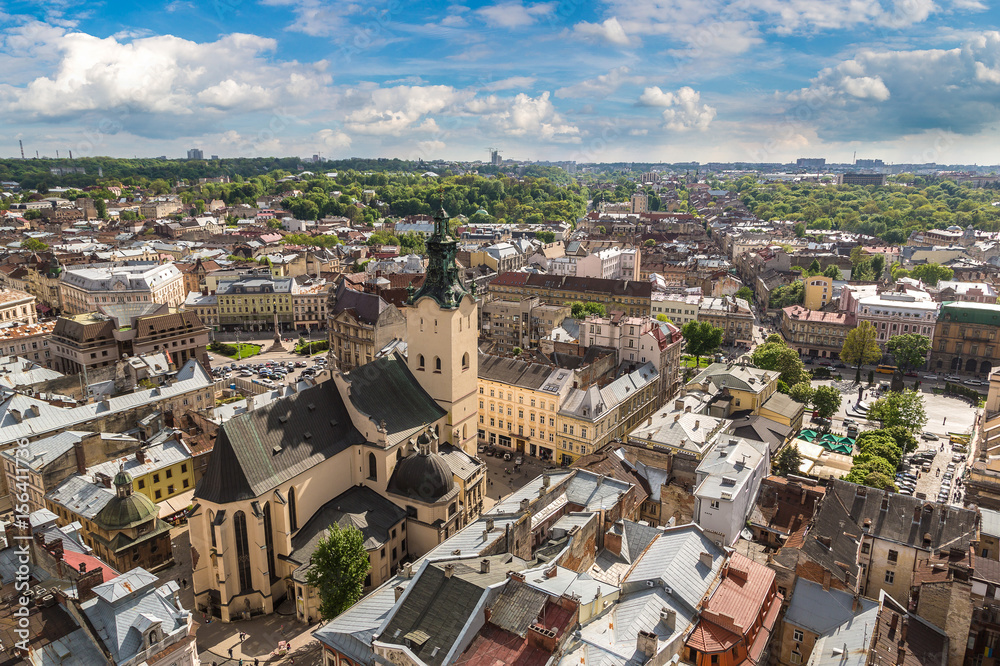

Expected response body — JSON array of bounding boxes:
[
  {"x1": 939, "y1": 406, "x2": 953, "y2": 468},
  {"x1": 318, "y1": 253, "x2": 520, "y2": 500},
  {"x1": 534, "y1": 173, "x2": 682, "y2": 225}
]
[{"x1": 19, "y1": 140, "x2": 24, "y2": 159}]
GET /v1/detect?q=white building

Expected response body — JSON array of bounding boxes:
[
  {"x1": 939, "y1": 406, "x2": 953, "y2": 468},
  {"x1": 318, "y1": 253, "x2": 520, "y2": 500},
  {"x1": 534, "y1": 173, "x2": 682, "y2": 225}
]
[
  {"x1": 855, "y1": 292, "x2": 940, "y2": 349},
  {"x1": 548, "y1": 246, "x2": 638, "y2": 280},
  {"x1": 59, "y1": 262, "x2": 186, "y2": 315},
  {"x1": 652, "y1": 292, "x2": 701, "y2": 326},
  {"x1": 693, "y1": 436, "x2": 770, "y2": 546}
]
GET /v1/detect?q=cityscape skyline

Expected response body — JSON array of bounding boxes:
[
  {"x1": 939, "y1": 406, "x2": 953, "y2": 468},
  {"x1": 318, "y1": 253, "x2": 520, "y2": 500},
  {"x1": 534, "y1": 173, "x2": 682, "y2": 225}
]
[{"x1": 1, "y1": 1, "x2": 999, "y2": 163}]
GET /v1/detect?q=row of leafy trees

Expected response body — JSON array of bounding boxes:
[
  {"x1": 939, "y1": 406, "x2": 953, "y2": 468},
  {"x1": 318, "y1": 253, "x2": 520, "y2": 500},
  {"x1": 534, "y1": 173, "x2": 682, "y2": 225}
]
[
  {"x1": 735, "y1": 177, "x2": 1000, "y2": 244},
  {"x1": 844, "y1": 426, "x2": 919, "y2": 491}
]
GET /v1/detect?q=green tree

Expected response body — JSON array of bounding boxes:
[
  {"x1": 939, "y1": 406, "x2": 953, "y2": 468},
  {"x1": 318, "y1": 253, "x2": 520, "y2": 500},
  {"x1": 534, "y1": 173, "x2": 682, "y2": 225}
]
[
  {"x1": 570, "y1": 301, "x2": 608, "y2": 318},
  {"x1": 860, "y1": 471, "x2": 897, "y2": 492},
  {"x1": 773, "y1": 444, "x2": 802, "y2": 476},
  {"x1": 909, "y1": 263, "x2": 954, "y2": 286},
  {"x1": 886, "y1": 333, "x2": 931, "y2": 390},
  {"x1": 655, "y1": 314, "x2": 672, "y2": 323},
  {"x1": 768, "y1": 281, "x2": 804, "y2": 309},
  {"x1": 305, "y1": 524, "x2": 371, "y2": 621},
  {"x1": 855, "y1": 432, "x2": 903, "y2": 468},
  {"x1": 870, "y1": 254, "x2": 886, "y2": 278},
  {"x1": 793, "y1": 222, "x2": 806, "y2": 238},
  {"x1": 21, "y1": 237, "x2": 49, "y2": 252},
  {"x1": 808, "y1": 259, "x2": 822, "y2": 275},
  {"x1": 751, "y1": 340, "x2": 808, "y2": 386},
  {"x1": 644, "y1": 239, "x2": 656, "y2": 247},
  {"x1": 94, "y1": 197, "x2": 107, "y2": 219},
  {"x1": 867, "y1": 389, "x2": 927, "y2": 433},
  {"x1": 812, "y1": 385, "x2": 842, "y2": 418},
  {"x1": 681, "y1": 321, "x2": 724, "y2": 369},
  {"x1": 735, "y1": 286, "x2": 754, "y2": 303},
  {"x1": 788, "y1": 382, "x2": 815, "y2": 405},
  {"x1": 883, "y1": 425, "x2": 918, "y2": 454},
  {"x1": 535, "y1": 230, "x2": 555, "y2": 243},
  {"x1": 822, "y1": 264, "x2": 843, "y2": 280},
  {"x1": 841, "y1": 320, "x2": 882, "y2": 384}
]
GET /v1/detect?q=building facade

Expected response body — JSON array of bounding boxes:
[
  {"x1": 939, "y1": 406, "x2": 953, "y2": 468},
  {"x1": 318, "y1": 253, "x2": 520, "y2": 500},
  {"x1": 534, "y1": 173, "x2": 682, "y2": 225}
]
[
  {"x1": 930, "y1": 302, "x2": 1000, "y2": 375},
  {"x1": 59, "y1": 262, "x2": 186, "y2": 315},
  {"x1": 328, "y1": 281, "x2": 407, "y2": 371},
  {"x1": 781, "y1": 305, "x2": 856, "y2": 359},
  {"x1": 216, "y1": 273, "x2": 295, "y2": 333},
  {"x1": 488, "y1": 273, "x2": 653, "y2": 317}
]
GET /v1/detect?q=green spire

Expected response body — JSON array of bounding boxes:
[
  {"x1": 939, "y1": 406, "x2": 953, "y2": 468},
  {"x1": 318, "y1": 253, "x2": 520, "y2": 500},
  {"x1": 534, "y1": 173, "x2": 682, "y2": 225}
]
[{"x1": 408, "y1": 206, "x2": 468, "y2": 309}]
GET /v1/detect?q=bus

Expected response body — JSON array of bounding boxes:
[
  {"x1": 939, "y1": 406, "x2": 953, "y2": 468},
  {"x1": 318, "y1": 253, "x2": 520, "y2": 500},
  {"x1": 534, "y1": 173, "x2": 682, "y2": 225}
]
[{"x1": 876, "y1": 364, "x2": 898, "y2": 374}]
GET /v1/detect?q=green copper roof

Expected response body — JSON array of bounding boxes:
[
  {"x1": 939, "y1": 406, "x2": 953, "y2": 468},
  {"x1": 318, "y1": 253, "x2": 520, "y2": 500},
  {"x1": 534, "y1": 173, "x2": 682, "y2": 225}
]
[
  {"x1": 113, "y1": 468, "x2": 133, "y2": 487},
  {"x1": 95, "y1": 490, "x2": 158, "y2": 530},
  {"x1": 408, "y1": 207, "x2": 469, "y2": 309},
  {"x1": 939, "y1": 301, "x2": 1000, "y2": 327}
]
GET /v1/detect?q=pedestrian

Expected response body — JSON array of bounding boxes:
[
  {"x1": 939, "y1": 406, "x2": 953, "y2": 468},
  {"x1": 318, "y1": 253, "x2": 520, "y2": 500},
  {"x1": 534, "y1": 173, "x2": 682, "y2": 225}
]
[
  {"x1": 943, "y1": 417, "x2": 947, "y2": 425},
  {"x1": 228, "y1": 647, "x2": 233, "y2": 659}
]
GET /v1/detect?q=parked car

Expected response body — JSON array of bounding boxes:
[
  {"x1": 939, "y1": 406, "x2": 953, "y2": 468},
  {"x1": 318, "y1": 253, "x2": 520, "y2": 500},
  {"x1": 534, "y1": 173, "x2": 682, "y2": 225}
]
[
  {"x1": 514, "y1": 455, "x2": 523, "y2": 465},
  {"x1": 503, "y1": 452, "x2": 512, "y2": 461},
  {"x1": 921, "y1": 432, "x2": 939, "y2": 441},
  {"x1": 924, "y1": 374, "x2": 939, "y2": 380},
  {"x1": 905, "y1": 371, "x2": 918, "y2": 377},
  {"x1": 833, "y1": 362, "x2": 847, "y2": 369},
  {"x1": 819, "y1": 361, "x2": 832, "y2": 367},
  {"x1": 944, "y1": 374, "x2": 960, "y2": 381},
  {"x1": 804, "y1": 357, "x2": 815, "y2": 364}
]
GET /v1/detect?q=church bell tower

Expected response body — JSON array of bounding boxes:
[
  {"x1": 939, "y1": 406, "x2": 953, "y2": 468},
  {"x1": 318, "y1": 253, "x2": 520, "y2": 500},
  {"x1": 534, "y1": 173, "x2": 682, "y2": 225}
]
[{"x1": 406, "y1": 207, "x2": 478, "y2": 455}]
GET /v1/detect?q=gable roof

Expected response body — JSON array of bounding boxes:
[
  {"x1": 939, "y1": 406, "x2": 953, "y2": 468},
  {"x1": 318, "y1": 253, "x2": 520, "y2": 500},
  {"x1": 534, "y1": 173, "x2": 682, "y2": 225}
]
[{"x1": 194, "y1": 380, "x2": 364, "y2": 503}]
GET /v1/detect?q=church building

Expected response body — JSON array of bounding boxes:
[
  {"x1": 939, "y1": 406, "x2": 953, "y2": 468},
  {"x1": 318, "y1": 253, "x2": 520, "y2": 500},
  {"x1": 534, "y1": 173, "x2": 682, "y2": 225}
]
[{"x1": 189, "y1": 209, "x2": 486, "y2": 623}]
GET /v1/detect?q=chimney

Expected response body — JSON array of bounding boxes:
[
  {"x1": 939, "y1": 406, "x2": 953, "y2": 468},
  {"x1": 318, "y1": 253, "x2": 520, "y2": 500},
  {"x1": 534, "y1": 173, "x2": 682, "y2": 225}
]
[
  {"x1": 899, "y1": 617, "x2": 908, "y2": 647},
  {"x1": 404, "y1": 562, "x2": 413, "y2": 578},
  {"x1": 444, "y1": 564, "x2": 454, "y2": 578},
  {"x1": 136, "y1": 449, "x2": 145, "y2": 464},
  {"x1": 660, "y1": 607, "x2": 676, "y2": 631},
  {"x1": 481, "y1": 559, "x2": 490, "y2": 574},
  {"x1": 76, "y1": 566, "x2": 104, "y2": 602},
  {"x1": 10, "y1": 409, "x2": 20, "y2": 423},
  {"x1": 519, "y1": 498, "x2": 531, "y2": 512},
  {"x1": 636, "y1": 630, "x2": 658, "y2": 657},
  {"x1": 486, "y1": 517, "x2": 495, "y2": 532},
  {"x1": 527, "y1": 624, "x2": 558, "y2": 653},
  {"x1": 395, "y1": 585, "x2": 404, "y2": 601},
  {"x1": 73, "y1": 439, "x2": 87, "y2": 475},
  {"x1": 822, "y1": 569, "x2": 832, "y2": 591},
  {"x1": 542, "y1": 474, "x2": 551, "y2": 489},
  {"x1": 674, "y1": 399, "x2": 684, "y2": 410},
  {"x1": 674, "y1": 414, "x2": 680, "y2": 423},
  {"x1": 605, "y1": 529, "x2": 623, "y2": 556},
  {"x1": 79, "y1": 562, "x2": 86, "y2": 573},
  {"x1": 685, "y1": 406, "x2": 691, "y2": 413},
  {"x1": 646, "y1": 416, "x2": 653, "y2": 426},
  {"x1": 699, "y1": 552, "x2": 713, "y2": 568},
  {"x1": 545, "y1": 566, "x2": 558, "y2": 579}
]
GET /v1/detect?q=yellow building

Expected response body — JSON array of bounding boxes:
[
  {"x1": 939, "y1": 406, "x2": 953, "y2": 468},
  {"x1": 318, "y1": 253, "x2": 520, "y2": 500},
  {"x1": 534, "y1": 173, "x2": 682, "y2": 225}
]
[
  {"x1": 87, "y1": 439, "x2": 197, "y2": 504},
  {"x1": 216, "y1": 273, "x2": 295, "y2": 333},
  {"x1": 477, "y1": 353, "x2": 573, "y2": 462},
  {"x1": 803, "y1": 276, "x2": 833, "y2": 310}
]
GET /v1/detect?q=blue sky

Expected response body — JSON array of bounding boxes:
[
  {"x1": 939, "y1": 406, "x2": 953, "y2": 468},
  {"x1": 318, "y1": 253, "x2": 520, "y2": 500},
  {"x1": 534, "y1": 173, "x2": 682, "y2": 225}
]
[{"x1": 1, "y1": 0, "x2": 999, "y2": 163}]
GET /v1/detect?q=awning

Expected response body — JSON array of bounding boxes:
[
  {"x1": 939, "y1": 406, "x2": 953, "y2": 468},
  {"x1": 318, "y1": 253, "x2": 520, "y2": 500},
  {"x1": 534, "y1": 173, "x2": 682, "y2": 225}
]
[{"x1": 158, "y1": 489, "x2": 197, "y2": 519}]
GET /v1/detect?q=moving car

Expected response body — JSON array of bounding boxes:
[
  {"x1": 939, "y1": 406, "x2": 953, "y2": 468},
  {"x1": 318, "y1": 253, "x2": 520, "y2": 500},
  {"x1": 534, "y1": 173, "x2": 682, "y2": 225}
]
[
  {"x1": 921, "y1": 432, "x2": 939, "y2": 441},
  {"x1": 924, "y1": 374, "x2": 939, "y2": 380}
]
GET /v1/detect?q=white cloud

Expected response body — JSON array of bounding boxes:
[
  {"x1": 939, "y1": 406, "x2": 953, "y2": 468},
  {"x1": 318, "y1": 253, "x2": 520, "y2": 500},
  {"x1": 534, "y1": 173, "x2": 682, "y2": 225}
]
[
  {"x1": 315, "y1": 128, "x2": 352, "y2": 150},
  {"x1": 417, "y1": 139, "x2": 447, "y2": 154},
  {"x1": 555, "y1": 66, "x2": 634, "y2": 98},
  {"x1": 481, "y1": 91, "x2": 581, "y2": 142},
  {"x1": 342, "y1": 85, "x2": 468, "y2": 135},
  {"x1": 785, "y1": 31, "x2": 1000, "y2": 140},
  {"x1": 638, "y1": 86, "x2": 716, "y2": 130},
  {"x1": 481, "y1": 76, "x2": 537, "y2": 92},
  {"x1": 0, "y1": 26, "x2": 332, "y2": 137},
  {"x1": 476, "y1": 1, "x2": 557, "y2": 28},
  {"x1": 572, "y1": 17, "x2": 632, "y2": 46},
  {"x1": 260, "y1": 0, "x2": 360, "y2": 37}
]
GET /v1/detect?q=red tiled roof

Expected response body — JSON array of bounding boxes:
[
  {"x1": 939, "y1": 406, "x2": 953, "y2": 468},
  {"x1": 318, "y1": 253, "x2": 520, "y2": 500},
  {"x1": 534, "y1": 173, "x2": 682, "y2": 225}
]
[
  {"x1": 700, "y1": 553, "x2": 776, "y2": 635},
  {"x1": 687, "y1": 617, "x2": 741, "y2": 652},
  {"x1": 459, "y1": 601, "x2": 574, "y2": 666},
  {"x1": 62, "y1": 550, "x2": 118, "y2": 583}
]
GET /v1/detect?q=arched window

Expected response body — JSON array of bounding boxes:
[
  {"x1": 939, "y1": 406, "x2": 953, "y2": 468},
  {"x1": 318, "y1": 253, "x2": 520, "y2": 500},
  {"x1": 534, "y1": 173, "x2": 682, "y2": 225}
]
[
  {"x1": 368, "y1": 452, "x2": 378, "y2": 481},
  {"x1": 434, "y1": 357, "x2": 441, "y2": 372},
  {"x1": 208, "y1": 510, "x2": 216, "y2": 548},
  {"x1": 462, "y1": 353, "x2": 469, "y2": 370},
  {"x1": 263, "y1": 502, "x2": 277, "y2": 583},
  {"x1": 233, "y1": 511, "x2": 253, "y2": 593},
  {"x1": 288, "y1": 486, "x2": 298, "y2": 532},
  {"x1": 418, "y1": 354, "x2": 425, "y2": 370}
]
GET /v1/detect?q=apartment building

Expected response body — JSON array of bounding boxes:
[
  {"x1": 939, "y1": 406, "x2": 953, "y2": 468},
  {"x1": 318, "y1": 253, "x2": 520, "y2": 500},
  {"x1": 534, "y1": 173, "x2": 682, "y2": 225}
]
[
  {"x1": 0, "y1": 319, "x2": 55, "y2": 367},
  {"x1": 59, "y1": 262, "x2": 186, "y2": 315},
  {"x1": 803, "y1": 275, "x2": 833, "y2": 310},
  {"x1": 328, "y1": 281, "x2": 406, "y2": 371},
  {"x1": 548, "y1": 246, "x2": 640, "y2": 281},
  {"x1": 781, "y1": 305, "x2": 857, "y2": 359},
  {"x1": 291, "y1": 278, "x2": 331, "y2": 333},
  {"x1": 855, "y1": 292, "x2": 939, "y2": 352},
  {"x1": 50, "y1": 305, "x2": 210, "y2": 375},
  {"x1": 477, "y1": 353, "x2": 574, "y2": 462},
  {"x1": 693, "y1": 437, "x2": 770, "y2": 546},
  {"x1": 216, "y1": 274, "x2": 295, "y2": 333},
  {"x1": 0, "y1": 287, "x2": 37, "y2": 325},
  {"x1": 488, "y1": 273, "x2": 653, "y2": 317},
  {"x1": 651, "y1": 291, "x2": 701, "y2": 326},
  {"x1": 578, "y1": 312, "x2": 683, "y2": 398},
  {"x1": 699, "y1": 296, "x2": 754, "y2": 346},
  {"x1": 479, "y1": 296, "x2": 570, "y2": 353},
  {"x1": 931, "y1": 301, "x2": 1000, "y2": 375}
]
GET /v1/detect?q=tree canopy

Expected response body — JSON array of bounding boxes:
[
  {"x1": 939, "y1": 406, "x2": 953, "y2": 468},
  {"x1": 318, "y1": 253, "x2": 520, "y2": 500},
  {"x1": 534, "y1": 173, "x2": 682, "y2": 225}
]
[
  {"x1": 773, "y1": 444, "x2": 802, "y2": 476},
  {"x1": 841, "y1": 320, "x2": 882, "y2": 383},
  {"x1": 812, "y1": 385, "x2": 842, "y2": 418},
  {"x1": 681, "y1": 321, "x2": 724, "y2": 367},
  {"x1": 304, "y1": 524, "x2": 371, "y2": 621},
  {"x1": 570, "y1": 301, "x2": 608, "y2": 318},
  {"x1": 886, "y1": 333, "x2": 931, "y2": 371},
  {"x1": 909, "y1": 263, "x2": 954, "y2": 286},
  {"x1": 750, "y1": 339, "x2": 808, "y2": 386},
  {"x1": 867, "y1": 389, "x2": 928, "y2": 433}
]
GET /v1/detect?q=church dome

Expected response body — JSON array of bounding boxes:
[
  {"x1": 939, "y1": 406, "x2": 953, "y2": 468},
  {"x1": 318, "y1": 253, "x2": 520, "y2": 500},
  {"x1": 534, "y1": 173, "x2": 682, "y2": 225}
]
[
  {"x1": 387, "y1": 450, "x2": 455, "y2": 503},
  {"x1": 97, "y1": 465, "x2": 158, "y2": 530},
  {"x1": 96, "y1": 488, "x2": 158, "y2": 530}
]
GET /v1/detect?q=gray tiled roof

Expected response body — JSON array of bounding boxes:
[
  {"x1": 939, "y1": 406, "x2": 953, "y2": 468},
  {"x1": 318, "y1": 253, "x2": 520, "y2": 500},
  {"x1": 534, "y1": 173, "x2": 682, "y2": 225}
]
[
  {"x1": 46, "y1": 475, "x2": 115, "y2": 520},
  {"x1": 344, "y1": 352, "x2": 447, "y2": 447},
  {"x1": 785, "y1": 577, "x2": 878, "y2": 636},
  {"x1": 0, "y1": 430, "x2": 87, "y2": 471},
  {"x1": 194, "y1": 381, "x2": 365, "y2": 504},
  {"x1": 287, "y1": 485, "x2": 407, "y2": 582},
  {"x1": 81, "y1": 568, "x2": 188, "y2": 664}
]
